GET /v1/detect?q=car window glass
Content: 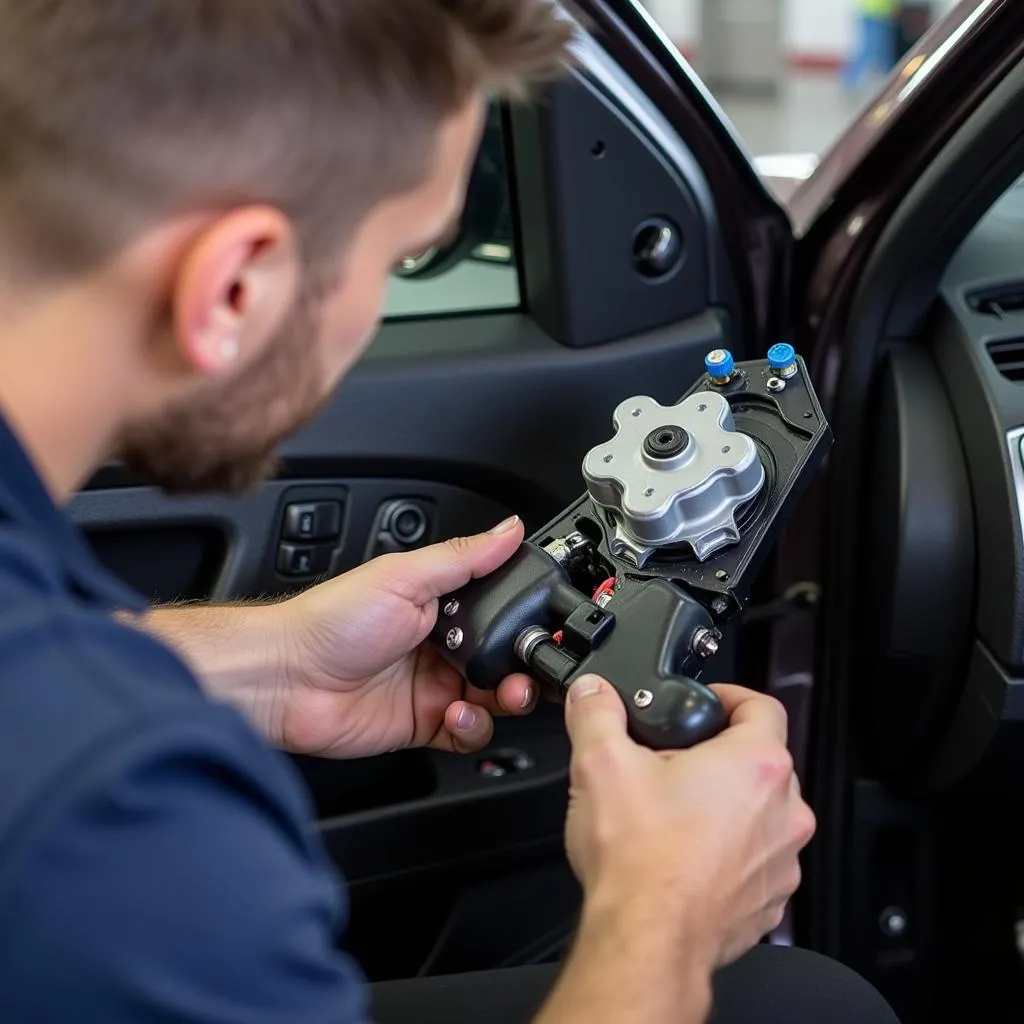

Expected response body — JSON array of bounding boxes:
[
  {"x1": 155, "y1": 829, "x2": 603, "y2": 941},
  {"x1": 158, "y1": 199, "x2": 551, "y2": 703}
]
[{"x1": 384, "y1": 103, "x2": 519, "y2": 319}]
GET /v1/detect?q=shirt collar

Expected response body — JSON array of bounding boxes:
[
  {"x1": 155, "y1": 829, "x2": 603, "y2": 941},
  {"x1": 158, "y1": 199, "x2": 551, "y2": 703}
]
[{"x1": 0, "y1": 412, "x2": 148, "y2": 613}]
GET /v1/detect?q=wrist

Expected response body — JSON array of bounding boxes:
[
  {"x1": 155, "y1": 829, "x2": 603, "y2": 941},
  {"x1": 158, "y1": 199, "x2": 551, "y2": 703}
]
[
  {"x1": 581, "y1": 874, "x2": 718, "y2": 978},
  {"x1": 536, "y1": 884, "x2": 714, "y2": 1024}
]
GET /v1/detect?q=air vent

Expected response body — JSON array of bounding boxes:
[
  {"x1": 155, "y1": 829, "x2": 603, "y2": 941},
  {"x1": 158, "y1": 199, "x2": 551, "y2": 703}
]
[
  {"x1": 986, "y1": 338, "x2": 1024, "y2": 383},
  {"x1": 968, "y1": 283, "x2": 1024, "y2": 318}
]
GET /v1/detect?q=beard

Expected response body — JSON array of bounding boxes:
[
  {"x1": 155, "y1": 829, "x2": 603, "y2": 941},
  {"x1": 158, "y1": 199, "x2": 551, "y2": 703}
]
[{"x1": 116, "y1": 286, "x2": 332, "y2": 496}]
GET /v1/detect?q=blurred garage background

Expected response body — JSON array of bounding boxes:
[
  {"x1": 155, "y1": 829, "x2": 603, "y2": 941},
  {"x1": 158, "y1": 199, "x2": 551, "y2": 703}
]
[{"x1": 640, "y1": 0, "x2": 960, "y2": 156}]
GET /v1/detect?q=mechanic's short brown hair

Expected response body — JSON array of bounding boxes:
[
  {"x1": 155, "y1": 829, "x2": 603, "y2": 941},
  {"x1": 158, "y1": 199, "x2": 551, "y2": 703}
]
[{"x1": 0, "y1": 1, "x2": 572, "y2": 281}]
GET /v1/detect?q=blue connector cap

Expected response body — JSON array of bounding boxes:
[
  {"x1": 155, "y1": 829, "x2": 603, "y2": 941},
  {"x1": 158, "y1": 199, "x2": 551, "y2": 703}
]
[
  {"x1": 704, "y1": 348, "x2": 734, "y2": 381},
  {"x1": 767, "y1": 343, "x2": 797, "y2": 376}
]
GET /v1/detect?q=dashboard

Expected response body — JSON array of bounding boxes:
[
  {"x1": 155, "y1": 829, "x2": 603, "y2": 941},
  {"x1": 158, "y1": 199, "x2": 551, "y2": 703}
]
[
  {"x1": 858, "y1": 177, "x2": 1024, "y2": 787},
  {"x1": 938, "y1": 176, "x2": 1024, "y2": 675}
]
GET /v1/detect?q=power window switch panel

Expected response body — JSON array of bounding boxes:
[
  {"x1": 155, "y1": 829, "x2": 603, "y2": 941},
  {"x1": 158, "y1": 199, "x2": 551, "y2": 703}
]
[
  {"x1": 283, "y1": 501, "x2": 343, "y2": 542},
  {"x1": 278, "y1": 543, "x2": 333, "y2": 578}
]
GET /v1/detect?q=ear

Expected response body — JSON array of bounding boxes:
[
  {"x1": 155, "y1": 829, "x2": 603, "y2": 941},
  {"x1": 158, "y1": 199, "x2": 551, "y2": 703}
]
[{"x1": 172, "y1": 207, "x2": 301, "y2": 377}]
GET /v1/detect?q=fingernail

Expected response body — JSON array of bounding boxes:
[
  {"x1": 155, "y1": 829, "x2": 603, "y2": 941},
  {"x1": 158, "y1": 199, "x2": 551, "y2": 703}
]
[
  {"x1": 521, "y1": 685, "x2": 534, "y2": 710},
  {"x1": 456, "y1": 705, "x2": 478, "y2": 731},
  {"x1": 568, "y1": 676, "x2": 604, "y2": 702},
  {"x1": 489, "y1": 515, "x2": 520, "y2": 535}
]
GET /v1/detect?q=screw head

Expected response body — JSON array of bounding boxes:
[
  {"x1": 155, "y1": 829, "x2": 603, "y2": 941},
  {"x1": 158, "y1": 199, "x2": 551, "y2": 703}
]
[
  {"x1": 767, "y1": 376, "x2": 785, "y2": 393},
  {"x1": 634, "y1": 689, "x2": 654, "y2": 709},
  {"x1": 692, "y1": 628, "x2": 720, "y2": 659},
  {"x1": 446, "y1": 627, "x2": 464, "y2": 651},
  {"x1": 715, "y1": 569, "x2": 729, "y2": 582},
  {"x1": 879, "y1": 906, "x2": 908, "y2": 938},
  {"x1": 443, "y1": 599, "x2": 460, "y2": 617}
]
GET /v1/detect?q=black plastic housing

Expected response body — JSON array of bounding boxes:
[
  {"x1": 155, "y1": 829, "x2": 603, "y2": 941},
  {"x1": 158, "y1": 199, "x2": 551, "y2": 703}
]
[
  {"x1": 565, "y1": 577, "x2": 726, "y2": 749},
  {"x1": 434, "y1": 544, "x2": 589, "y2": 689}
]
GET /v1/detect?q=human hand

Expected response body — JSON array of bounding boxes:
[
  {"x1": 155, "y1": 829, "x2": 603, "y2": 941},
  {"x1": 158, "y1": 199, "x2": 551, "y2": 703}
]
[
  {"x1": 269, "y1": 516, "x2": 537, "y2": 759},
  {"x1": 562, "y1": 676, "x2": 816, "y2": 970}
]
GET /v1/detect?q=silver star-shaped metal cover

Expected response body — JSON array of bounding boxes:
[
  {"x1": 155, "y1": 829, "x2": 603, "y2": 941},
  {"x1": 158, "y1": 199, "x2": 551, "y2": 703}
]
[{"x1": 582, "y1": 391, "x2": 765, "y2": 561}]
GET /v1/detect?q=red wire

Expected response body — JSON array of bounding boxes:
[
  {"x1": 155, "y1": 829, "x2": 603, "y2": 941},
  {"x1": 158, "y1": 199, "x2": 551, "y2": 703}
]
[{"x1": 553, "y1": 577, "x2": 616, "y2": 645}]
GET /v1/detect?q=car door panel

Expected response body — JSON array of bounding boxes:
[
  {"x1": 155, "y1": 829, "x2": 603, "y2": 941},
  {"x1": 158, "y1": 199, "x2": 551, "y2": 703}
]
[
  {"x1": 279, "y1": 309, "x2": 731, "y2": 509},
  {"x1": 313, "y1": 716, "x2": 571, "y2": 886},
  {"x1": 508, "y1": 69, "x2": 719, "y2": 346},
  {"x1": 74, "y1": 478, "x2": 512, "y2": 603}
]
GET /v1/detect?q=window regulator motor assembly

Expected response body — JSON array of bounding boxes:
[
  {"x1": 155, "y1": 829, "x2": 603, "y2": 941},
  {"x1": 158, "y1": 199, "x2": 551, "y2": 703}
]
[{"x1": 431, "y1": 345, "x2": 832, "y2": 750}]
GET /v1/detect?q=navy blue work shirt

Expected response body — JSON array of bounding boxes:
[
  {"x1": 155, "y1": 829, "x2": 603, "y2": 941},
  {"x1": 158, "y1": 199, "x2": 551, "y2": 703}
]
[{"x1": 0, "y1": 416, "x2": 369, "y2": 1023}]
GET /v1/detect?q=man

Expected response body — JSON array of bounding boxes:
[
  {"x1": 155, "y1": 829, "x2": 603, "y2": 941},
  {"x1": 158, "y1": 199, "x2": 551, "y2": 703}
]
[{"x1": 0, "y1": 3, "x2": 899, "y2": 1023}]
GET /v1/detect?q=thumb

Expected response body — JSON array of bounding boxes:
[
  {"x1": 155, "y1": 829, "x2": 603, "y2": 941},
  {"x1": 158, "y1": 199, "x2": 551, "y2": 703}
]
[
  {"x1": 564, "y1": 675, "x2": 629, "y2": 757},
  {"x1": 381, "y1": 515, "x2": 524, "y2": 605}
]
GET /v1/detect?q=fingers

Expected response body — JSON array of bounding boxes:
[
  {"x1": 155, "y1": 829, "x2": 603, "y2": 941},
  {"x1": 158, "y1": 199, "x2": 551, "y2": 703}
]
[
  {"x1": 563, "y1": 675, "x2": 629, "y2": 757},
  {"x1": 432, "y1": 675, "x2": 537, "y2": 756},
  {"x1": 437, "y1": 700, "x2": 495, "y2": 754},
  {"x1": 708, "y1": 683, "x2": 788, "y2": 745},
  {"x1": 493, "y1": 673, "x2": 537, "y2": 715},
  {"x1": 379, "y1": 517, "x2": 525, "y2": 606},
  {"x1": 455, "y1": 674, "x2": 537, "y2": 720}
]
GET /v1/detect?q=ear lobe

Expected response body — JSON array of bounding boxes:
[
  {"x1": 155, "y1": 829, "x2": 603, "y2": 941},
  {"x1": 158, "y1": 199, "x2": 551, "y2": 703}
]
[{"x1": 173, "y1": 207, "x2": 300, "y2": 379}]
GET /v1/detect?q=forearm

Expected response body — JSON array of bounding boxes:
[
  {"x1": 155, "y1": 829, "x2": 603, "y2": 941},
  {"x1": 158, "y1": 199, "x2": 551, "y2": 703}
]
[
  {"x1": 534, "y1": 888, "x2": 713, "y2": 1024},
  {"x1": 130, "y1": 603, "x2": 293, "y2": 731}
]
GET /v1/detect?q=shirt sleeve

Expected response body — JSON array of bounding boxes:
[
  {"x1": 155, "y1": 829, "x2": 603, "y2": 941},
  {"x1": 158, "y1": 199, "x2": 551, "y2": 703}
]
[{"x1": 0, "y1": 708, "x2": 371, "y2": 1024}]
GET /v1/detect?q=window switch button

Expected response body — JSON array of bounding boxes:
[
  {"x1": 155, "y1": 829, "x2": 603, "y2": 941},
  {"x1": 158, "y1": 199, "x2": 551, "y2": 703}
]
[
  {"x1": 283, "y1": 502, "x2": 342, "y2": 542},
  {"x1": 278, "y1": 543, "x2": 333, "y2": 578}
]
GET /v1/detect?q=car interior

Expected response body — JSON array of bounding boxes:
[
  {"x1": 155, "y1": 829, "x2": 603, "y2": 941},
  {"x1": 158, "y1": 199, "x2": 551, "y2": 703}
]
[
  {"x1": 69, "y1": 11, "x2": 1024, "y2": 1024},
  {"x1": 803, "y1": 48, "x2": 1024, "y2": 1023}
]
